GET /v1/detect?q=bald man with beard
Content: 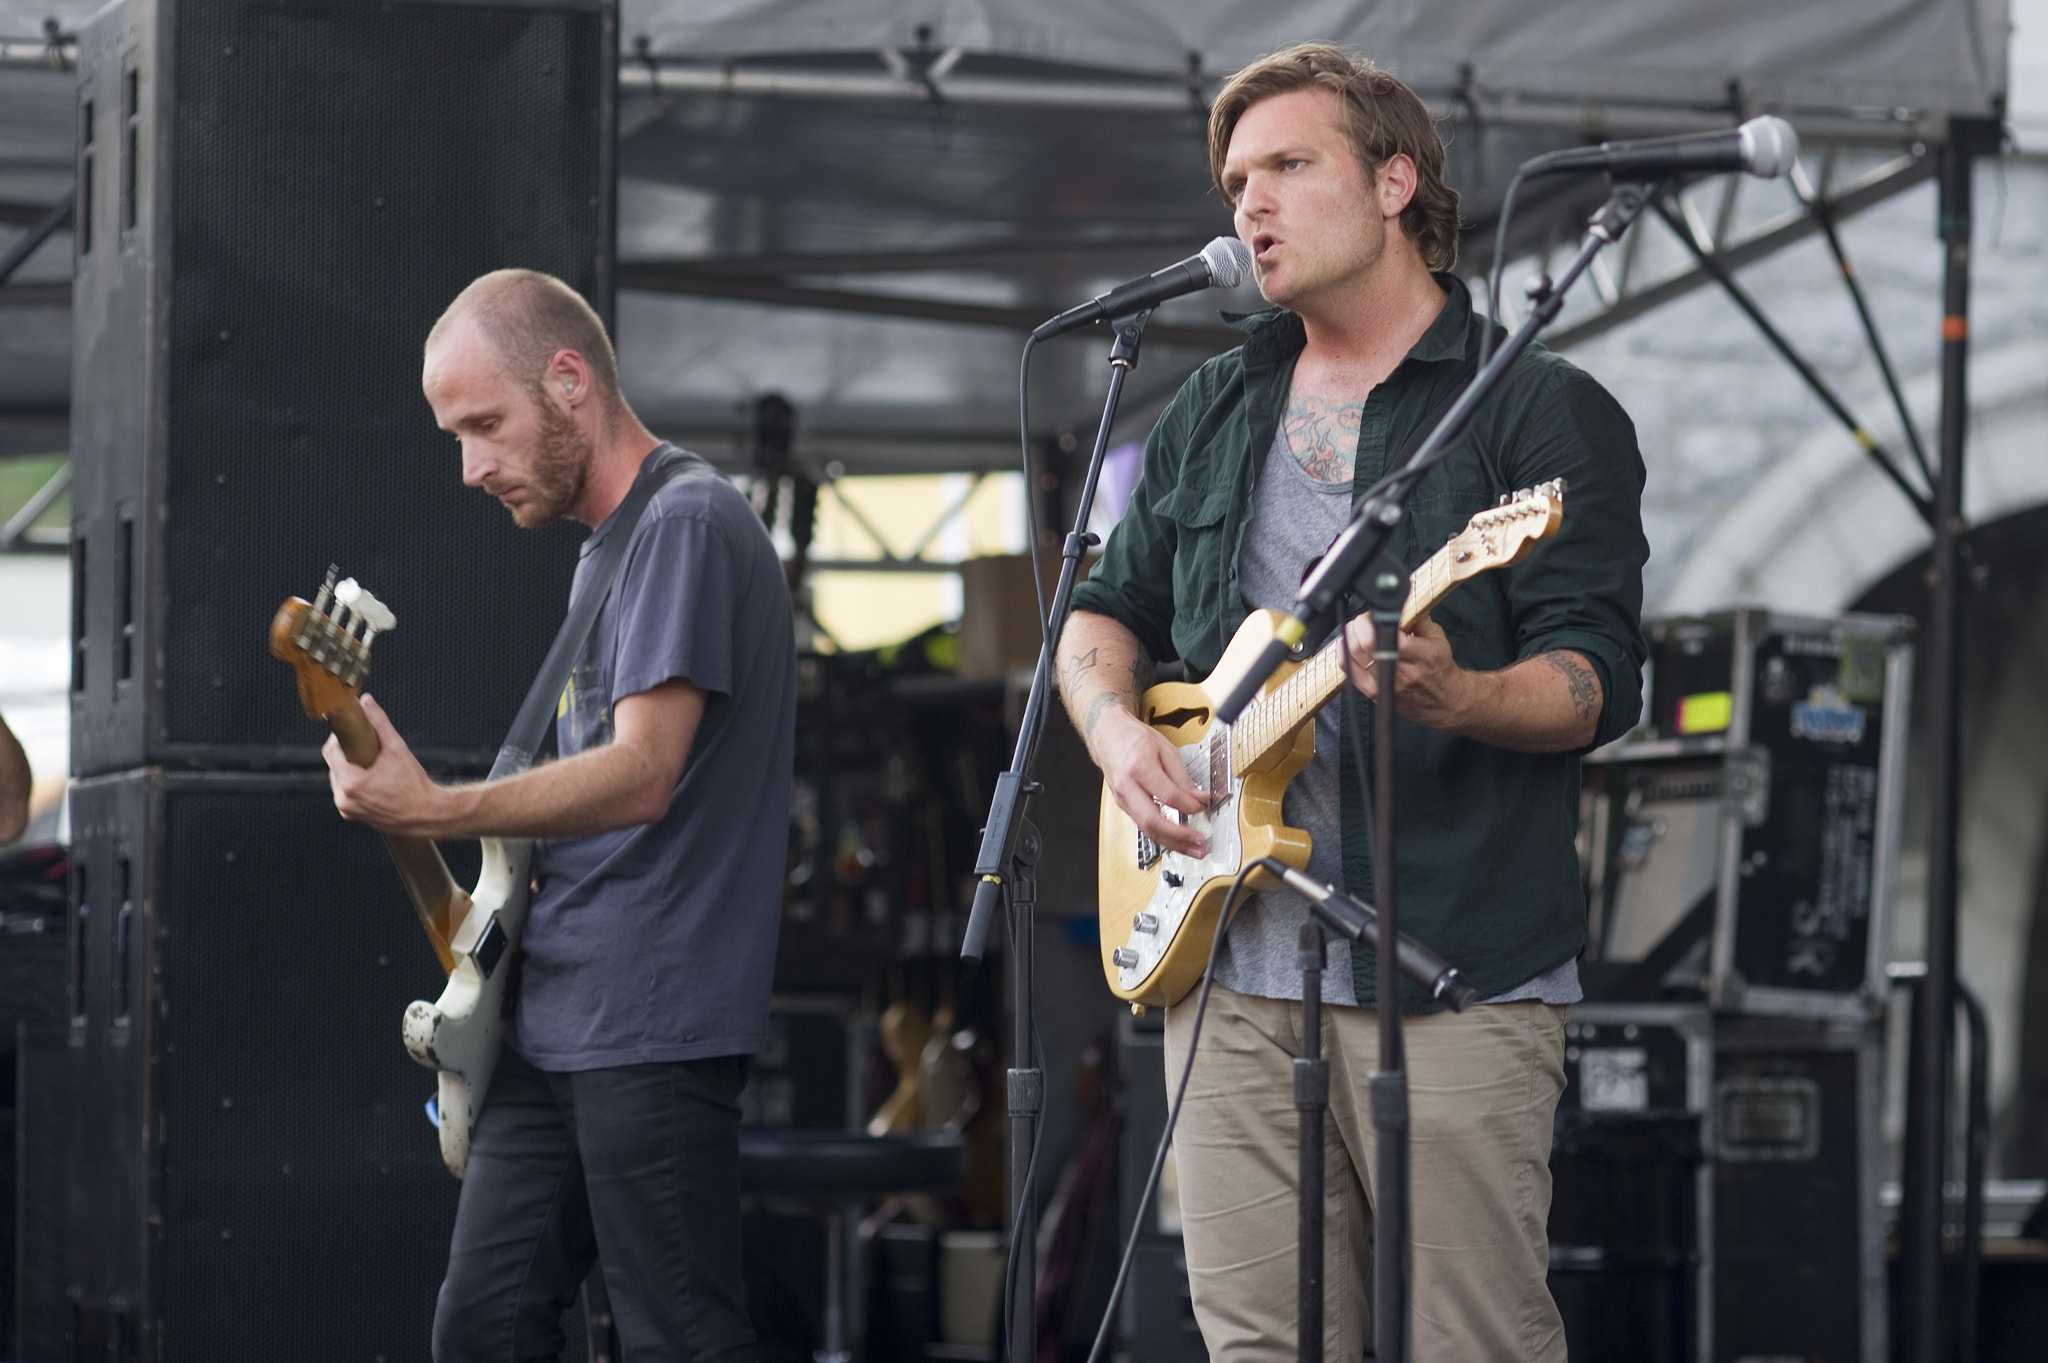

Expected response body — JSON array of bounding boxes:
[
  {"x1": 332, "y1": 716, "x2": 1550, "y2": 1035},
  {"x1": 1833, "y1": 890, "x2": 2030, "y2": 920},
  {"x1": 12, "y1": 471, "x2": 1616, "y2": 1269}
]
[{"x1": 325, "y1": 270, "x2": 795, "y2": 1363}]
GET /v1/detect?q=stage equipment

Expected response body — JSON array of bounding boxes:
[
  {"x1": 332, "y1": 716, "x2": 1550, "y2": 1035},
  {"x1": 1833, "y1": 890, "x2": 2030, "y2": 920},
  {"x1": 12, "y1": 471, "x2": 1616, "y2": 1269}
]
[
  {"x1": 1713, "y1": 1016, "x2": 1886, "y2": 1363},
  {"x1": 1524, "y1": 116, "x2": 1799, "y2": 181},
  {"x1": 1029, "y1": 237, "x2": 1251, "y2": 340},
  {"x1": 2, "y1": 848, "x2": 69, "y2": 1357},
  {"x1": 1115, "y1": 1012, "x2": 1205, "y2": 1363},
  {"x1": 1579, "y1": 609, "x2": 1912, "y2": 1020},
  {"x1": 1548, "y1": 1004, "x2": 1712, "y2": 1363},
  {"x1": 69, "y1": 0, "x2": 613, "y2": 776},
  {"x1": 51, "y1": 769, "x2": 461, "y2": 1360}
]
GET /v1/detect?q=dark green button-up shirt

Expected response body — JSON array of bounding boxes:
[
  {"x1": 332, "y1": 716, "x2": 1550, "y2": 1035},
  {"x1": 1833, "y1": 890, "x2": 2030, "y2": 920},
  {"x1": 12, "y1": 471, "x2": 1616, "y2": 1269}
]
[{"x1": 1072, "y1": 274, "x2": 1649, "y2": 1008}]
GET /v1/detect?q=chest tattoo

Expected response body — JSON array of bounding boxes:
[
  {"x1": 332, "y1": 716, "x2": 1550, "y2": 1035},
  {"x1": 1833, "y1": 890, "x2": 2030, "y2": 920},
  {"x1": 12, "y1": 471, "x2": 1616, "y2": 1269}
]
[{"x1": 1283, "y1": 391, "x2": 1365, "y2": 482}]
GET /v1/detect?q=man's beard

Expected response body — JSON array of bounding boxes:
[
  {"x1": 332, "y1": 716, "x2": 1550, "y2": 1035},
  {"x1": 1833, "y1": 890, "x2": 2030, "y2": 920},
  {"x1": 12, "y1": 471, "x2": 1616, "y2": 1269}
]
[{"x1": 510, "y1": 394, "x2": 594, "y2": 529}]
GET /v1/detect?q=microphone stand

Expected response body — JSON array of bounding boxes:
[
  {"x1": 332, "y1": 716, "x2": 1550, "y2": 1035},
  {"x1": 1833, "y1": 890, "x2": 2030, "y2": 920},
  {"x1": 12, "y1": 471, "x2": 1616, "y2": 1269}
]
[
  {"x1": 1212, "y1": 180, "x2": 1655, "y2": 1363},
  {"x1": 960, "y1": 308, "x2": 1156, "y2": 1363}
]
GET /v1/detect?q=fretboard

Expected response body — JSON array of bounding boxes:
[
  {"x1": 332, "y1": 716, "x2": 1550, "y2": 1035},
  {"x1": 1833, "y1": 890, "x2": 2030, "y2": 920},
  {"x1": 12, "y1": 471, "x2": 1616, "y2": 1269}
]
[{"x1": 1228, "y1": 539, "x2": 1461, "y2": 778}]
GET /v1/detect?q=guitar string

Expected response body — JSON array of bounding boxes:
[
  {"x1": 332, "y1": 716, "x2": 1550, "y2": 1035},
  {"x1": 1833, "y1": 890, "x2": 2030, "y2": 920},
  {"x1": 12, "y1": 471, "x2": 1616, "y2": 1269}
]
[{"x1": 1224, "y1": 502, "x2": 1545, "y2": 781}]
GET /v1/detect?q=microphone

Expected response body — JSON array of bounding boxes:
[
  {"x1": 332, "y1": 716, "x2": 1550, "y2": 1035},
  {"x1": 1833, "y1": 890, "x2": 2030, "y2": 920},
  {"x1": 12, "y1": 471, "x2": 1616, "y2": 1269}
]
[
  {"x1": 1527, "y1": 115, "x2": 1799, "y2": 182},
  {"x1": 1271, "y1": 864, "x2": 1479, "y2": 1012},
  {"x1": 1030, "y1": 236, "x2": 1254, "y2": 340}
]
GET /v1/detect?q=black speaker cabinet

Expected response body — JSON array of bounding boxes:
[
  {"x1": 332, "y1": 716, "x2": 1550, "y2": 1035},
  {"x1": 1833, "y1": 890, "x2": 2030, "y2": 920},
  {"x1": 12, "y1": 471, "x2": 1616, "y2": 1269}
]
[
  {"x1": 1712, "y1": 1017, "x2": 1886, "y2": 1363},
  {"x1": 70, "y1": 0, "x2": 615, "y2": 776},
  {"x1": 1549, "y1": 1004, "x2": 1712, "y2": 1363},
  {"x1": 45, "y1": 768, "x2": 467, "y2": 1361}
]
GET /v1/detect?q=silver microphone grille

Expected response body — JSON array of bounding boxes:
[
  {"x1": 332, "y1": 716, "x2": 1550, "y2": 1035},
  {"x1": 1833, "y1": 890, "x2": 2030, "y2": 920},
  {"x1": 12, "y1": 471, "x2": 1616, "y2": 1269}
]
[
  {"x1": 1738, "y1": 116, "x2": 1799, "y2": 179},
  {"x1": 1200, "y1": 235, "x2": 1254, "y2": 289}
]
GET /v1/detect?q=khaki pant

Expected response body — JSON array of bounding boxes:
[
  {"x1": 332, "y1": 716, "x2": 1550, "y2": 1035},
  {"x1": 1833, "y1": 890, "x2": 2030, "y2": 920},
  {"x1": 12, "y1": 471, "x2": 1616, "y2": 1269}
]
[{"x1": 1162, "y1": 985, "x2": 1568, "y2": 1363}]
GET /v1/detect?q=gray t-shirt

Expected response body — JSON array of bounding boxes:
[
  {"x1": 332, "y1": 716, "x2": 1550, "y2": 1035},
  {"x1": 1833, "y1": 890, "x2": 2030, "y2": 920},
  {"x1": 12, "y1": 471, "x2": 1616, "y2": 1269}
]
[
  {"x1": 514, "y1": 444, "x2": 796, "y2": 1069},
  {"x1": 1218, "y1": 425, "x2": 1580, "y2": 1007}
]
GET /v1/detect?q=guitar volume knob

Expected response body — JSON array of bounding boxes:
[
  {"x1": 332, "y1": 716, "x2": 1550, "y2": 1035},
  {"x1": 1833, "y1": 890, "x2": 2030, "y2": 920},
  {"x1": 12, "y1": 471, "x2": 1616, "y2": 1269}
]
[
  {"x1": 1112, "y1": 948, "x2": 1140, "y2": 970},
  {"x1": 1133, "y1": 913, "x2": 1160, "y2": 935}
]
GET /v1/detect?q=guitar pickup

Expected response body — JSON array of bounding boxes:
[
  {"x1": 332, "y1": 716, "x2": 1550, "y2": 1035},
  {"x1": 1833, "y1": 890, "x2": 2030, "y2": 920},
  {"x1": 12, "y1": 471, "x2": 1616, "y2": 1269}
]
[
  {"x1": 472, "y1": 916, "x2": 508, "y2": 979},
  {"x1": 1132, "y1": 913, "x2": 1160, "y2": 935},
  {"x1": 1112, "y1": 948, "x2": 1141, "y2": 969}
]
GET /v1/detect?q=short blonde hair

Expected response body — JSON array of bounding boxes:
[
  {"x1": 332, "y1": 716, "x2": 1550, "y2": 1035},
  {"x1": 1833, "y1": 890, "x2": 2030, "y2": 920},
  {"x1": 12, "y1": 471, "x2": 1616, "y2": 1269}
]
[
  {"x1": 428, "y1": 269, "x2": 622, "y2": 406},
  {"x1": 1209, "y1": 43, "x2": 1461, "y2": 272}
]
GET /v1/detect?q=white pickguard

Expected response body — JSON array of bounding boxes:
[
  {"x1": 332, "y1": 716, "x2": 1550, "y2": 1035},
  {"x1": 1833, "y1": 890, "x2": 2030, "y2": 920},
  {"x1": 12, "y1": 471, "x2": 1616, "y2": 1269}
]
[
  {"x1": 400, "y1": 834, "x2": 533, "y2": 1179},
  {"x1": 1113, "y1": 735, "x2": 1243, "y2": 994}
]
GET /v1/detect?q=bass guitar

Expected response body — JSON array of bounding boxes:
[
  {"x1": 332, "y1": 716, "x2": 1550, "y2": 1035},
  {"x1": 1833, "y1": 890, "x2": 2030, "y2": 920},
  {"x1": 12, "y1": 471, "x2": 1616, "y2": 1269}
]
[
  {"x1": 271, "y1": 569, "x2": 528, "y2": 1179},
  {"x1": 1096, "y1": 480, "x2": 1566, "y2": 1008}
]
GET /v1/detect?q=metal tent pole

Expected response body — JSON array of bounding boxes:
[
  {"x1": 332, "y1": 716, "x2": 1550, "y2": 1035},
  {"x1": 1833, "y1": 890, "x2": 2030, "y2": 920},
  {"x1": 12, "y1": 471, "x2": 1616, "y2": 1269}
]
[{"x1": 1898, "y1": 113, "x2": 2000, "y2": 1363}]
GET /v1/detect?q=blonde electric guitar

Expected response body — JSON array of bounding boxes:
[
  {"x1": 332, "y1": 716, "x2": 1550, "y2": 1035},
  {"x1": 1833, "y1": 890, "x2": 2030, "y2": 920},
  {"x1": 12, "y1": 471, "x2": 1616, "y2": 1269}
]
[
  {"x1": 271, "y1": 570, "x2": 527, "y2": 1179},
  {"x1": 1097, "y1": 480, "x2": 1566, "y2": 1008}
]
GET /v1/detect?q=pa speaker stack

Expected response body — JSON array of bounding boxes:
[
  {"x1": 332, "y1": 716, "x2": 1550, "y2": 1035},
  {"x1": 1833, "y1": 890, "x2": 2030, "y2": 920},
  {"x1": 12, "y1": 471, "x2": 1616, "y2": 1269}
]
[{"x1": 30, "y1": 2, "x2": 616, "y2": 1358}]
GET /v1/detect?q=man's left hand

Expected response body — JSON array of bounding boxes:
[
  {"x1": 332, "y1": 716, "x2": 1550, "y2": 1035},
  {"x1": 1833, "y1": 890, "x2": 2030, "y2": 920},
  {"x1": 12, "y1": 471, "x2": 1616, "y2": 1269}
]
[
  {"x1": 1341, "y1": 611, "x2": 1474, "y2": 731},
  {"x1": 323, "y1": 695, "x2": 453, "y2": 835}
]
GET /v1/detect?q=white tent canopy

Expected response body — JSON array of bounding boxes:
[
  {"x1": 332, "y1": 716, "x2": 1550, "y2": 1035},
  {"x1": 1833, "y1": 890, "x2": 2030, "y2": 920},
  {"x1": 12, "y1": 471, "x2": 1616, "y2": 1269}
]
[
  {"x1": 0, "y1": 0, "x2": 2016, "y2": 465},
  {"x1": 630, "y1": 0, "x2": 2007, "y2": 133}
]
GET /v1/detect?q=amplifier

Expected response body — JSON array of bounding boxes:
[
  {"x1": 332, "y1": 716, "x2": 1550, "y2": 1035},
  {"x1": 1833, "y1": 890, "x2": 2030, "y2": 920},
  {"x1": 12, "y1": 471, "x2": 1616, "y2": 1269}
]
[{"x1": 1582, "y1": 609, "x2": 1912, "y2": 1020}]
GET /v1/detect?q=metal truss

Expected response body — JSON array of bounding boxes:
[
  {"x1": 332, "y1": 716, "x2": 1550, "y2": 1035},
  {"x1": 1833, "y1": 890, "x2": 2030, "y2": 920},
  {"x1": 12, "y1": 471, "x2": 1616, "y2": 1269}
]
[{"x1": 1544, "y1": 149, "x2": 1937, "y2": 349}]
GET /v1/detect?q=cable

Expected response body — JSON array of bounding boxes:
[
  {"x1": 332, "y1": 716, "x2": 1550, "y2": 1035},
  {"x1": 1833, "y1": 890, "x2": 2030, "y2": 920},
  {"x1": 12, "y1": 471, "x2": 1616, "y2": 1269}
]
[
  {"x1": 1079, "y1": 862, "x2": 1267, "y2": 1363},
  {"x1": 993, "y1": 885, "x2": 1049, "y2": 1363},
  {"x1": 1478, "y1": 166, "x2": 1531, "y2": 375},
  {"x1": 1017, "y1": 335, "x2": 1052, "y2": 646},
  {"x1": 1343, "y1": 646, "x2": 1383, "y2": 976}
]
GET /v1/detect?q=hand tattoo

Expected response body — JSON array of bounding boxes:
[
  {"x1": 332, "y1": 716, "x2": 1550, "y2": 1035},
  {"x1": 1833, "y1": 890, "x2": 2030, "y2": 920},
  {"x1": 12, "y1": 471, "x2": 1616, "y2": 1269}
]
[{"x1": 1543, "y1": 652, "x2": 1601, "y2": 721}]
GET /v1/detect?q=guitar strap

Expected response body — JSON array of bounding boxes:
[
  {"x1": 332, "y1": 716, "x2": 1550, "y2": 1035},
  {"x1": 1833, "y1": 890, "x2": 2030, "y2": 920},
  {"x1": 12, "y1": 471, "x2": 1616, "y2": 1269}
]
[{"x1": 487, "y1": 454, "x2": 688, "y2": 781}]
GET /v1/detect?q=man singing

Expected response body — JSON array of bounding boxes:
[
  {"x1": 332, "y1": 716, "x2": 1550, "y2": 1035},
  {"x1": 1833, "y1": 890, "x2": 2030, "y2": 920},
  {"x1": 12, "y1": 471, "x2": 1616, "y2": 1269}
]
[
  {"x1": 1059, "y1": 45, "x2": 1647, "y2": 1361},
  {"x1": 325, "y1": 269, "x2": 794, "y2": 1362}
]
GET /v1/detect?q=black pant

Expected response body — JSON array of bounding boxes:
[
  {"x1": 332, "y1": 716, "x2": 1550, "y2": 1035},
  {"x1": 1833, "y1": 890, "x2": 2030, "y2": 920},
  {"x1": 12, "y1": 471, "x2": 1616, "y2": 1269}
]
[{"x1": 434, "y1": 1047, "x2": 757, "y2": 1363}]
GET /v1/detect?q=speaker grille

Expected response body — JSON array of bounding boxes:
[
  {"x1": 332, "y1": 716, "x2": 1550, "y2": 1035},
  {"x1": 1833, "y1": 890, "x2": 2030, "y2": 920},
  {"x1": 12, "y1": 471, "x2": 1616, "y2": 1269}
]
[
  {"x1": 158, "y1": 1, "x2": 609, "y2": 762},
  {"x1": 153, "y1": 775, "x2": 461, "y2": 1357}
]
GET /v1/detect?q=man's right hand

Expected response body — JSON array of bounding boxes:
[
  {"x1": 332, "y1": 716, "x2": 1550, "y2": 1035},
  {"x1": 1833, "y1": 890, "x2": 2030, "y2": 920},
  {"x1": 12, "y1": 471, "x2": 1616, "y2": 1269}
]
[
  {"x1": 1058, "y1": 609, "x2": 1210, "y2": 857},
  {"x1": 1089, "y1": 707, "x2": 1209, "y2": 857}
]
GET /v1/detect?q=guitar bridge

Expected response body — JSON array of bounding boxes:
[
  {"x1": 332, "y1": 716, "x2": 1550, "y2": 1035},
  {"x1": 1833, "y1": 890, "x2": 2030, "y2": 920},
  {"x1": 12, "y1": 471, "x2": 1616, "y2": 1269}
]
[{"x1": 1136, "y1": 829, "x2": 1161, "y2": 871}]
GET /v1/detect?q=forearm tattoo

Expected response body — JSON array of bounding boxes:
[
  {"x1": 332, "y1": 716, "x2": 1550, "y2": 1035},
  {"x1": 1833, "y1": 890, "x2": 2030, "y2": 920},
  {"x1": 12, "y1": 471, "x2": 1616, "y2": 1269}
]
[
  {"x1": 1543, "y1": 652, "x2": 1601, "y2": 721},
  {"x1": 1058, "y1": 646, "x2": 1099, "y2": 698}
]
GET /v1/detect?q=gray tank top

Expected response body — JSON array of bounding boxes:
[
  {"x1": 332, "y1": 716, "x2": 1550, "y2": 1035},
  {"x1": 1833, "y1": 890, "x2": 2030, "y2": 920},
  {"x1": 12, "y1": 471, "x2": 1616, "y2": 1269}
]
[{"x1": 1213, "y1": 425, "x2": 1362, "y2": 1004}]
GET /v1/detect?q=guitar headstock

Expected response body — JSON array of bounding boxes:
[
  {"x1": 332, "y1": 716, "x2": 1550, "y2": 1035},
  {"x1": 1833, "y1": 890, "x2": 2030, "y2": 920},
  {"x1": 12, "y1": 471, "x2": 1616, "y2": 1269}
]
[
  {"x1": 268, "y1": 567, "x2": 397, "y2": 724},
  {"x1": 1441, "y1": 479, "x2": 1565, "y2": 583}
]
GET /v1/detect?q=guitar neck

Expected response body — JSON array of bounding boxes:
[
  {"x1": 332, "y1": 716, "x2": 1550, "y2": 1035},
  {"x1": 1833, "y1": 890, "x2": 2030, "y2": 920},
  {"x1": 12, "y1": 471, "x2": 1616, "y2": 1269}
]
[
  {"x1": 328, "y1": 696, "x2": 468, "y2": 973},
  {"x1": 1230, "y1": 540, "x2": 1462, "y2": 774}
]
